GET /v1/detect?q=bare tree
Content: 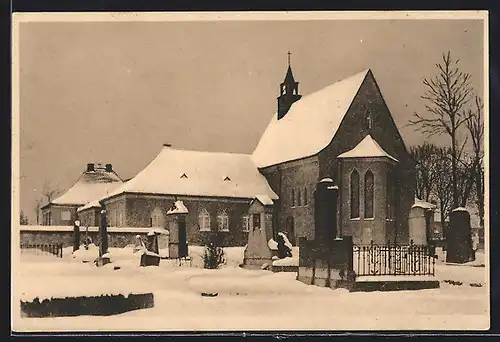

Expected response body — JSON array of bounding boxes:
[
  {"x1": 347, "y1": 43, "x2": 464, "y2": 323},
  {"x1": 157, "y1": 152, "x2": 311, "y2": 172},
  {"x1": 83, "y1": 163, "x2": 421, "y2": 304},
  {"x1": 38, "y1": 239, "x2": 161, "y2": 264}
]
[
  {"x1": 42, "y1": 181, "x2": 61, "y2": 204},
  {"x1": 409, "y1": 142, "x2": 440, "y2": 202},
  {"x1": 466, "y1": 96, "x2": 485, "y2": 229},
  {"x1": 20, "y1": 209, "x2": 29, "y2": 225},
  {"x1": 432, "y1": 147, "x2": 453, "y2": 238},
  {"x1": 407, "y1": 51, "x2": 474, "y2": 209},
  {"x1": 456, "y1": 152, "x2": 477, "y2": 207}
]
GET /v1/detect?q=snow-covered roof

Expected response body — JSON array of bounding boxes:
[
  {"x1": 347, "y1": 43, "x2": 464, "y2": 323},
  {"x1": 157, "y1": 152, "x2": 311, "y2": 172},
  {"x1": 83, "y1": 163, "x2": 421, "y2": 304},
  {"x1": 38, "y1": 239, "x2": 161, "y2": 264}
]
[
  {"x1": 148, "y1": 228, "x2": 169, "y2": 236},
  {"x1": 452, "y1": 207, "x2": 468, "y2": 212},
  {"x1": 167, "y1": 200, "x2": 189, "y2": 215},
  {"x1": 338, "y1": 134, "x2": 398, "y2": 162},
  {"x1": 252, "y1": 69, "x2": 370, "y2": 168},
  {"x1": 101, "y1": 146, "x2": 278, "y2": 201},
  {"x1": 50, "y1": 168, "x2": 123, "y2": 207},
  {"x1": 254, "y1": 195, "x2": 274, "y2": 206},
  {"x1": 412, "y1": 198, "x2": 436, "y2": 210}
]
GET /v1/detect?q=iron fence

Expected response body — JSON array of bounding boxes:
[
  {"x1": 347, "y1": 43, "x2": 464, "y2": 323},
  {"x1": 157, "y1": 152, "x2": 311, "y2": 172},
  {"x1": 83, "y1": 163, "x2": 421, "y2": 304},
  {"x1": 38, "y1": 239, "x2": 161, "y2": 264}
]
[
  {"x1": 353, "y1": 240, "x2": 436, "y2": 276},
  {"x1": 20, "y1": 243, "x2": 63, "y2": 258}
]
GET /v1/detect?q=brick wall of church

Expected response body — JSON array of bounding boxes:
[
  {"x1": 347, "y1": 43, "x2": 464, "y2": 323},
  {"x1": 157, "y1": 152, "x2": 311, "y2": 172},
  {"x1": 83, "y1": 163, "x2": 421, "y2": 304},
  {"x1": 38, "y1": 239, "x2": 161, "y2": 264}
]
[
  {"x1": 318, "y1": 71, "x2": 415, "y2": 244},
  {"x1": 102, "y1": 194, "x2": 251, "y2": 247},
  {"x1": 260, "y1": 156, "x2": 319, "y2": 243},
  {"x1": 339, "y1": 159, "x2": 395, "y2": 244},
  {"x1": 77, "y1": 208, "x2": 98, "y2": 227}
]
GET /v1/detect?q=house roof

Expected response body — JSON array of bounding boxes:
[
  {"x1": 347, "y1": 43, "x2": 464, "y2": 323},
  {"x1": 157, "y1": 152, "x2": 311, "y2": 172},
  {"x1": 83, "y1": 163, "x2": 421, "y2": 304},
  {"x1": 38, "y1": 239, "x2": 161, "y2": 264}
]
[
  {"x1": 338, "y1": 134, "x2": 399, "y2": 162},
  {"x1": 49, "y1": 167, "x2": 123, "y2": 207},
  {"x1": 252, "y1": 69, "x2": 370, "y2": 168},
  {"x1": 100, "y1": 146, "x2": 278, "y2": 201}
]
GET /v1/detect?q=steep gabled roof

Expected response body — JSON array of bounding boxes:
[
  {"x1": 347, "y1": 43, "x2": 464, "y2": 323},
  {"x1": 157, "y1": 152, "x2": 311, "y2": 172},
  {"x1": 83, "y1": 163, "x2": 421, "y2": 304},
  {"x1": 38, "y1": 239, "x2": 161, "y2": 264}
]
[
  {"x1": 100, "y1": 146, "x2": 278, "y2": 201},
  {"x1": 49, "y1": 167, "x2": 123, "y2": 207},
  {"x1": 338, "y1": 134, "x2": 399, "y2": 162},
  {"x1": 252, "y1": 69, "x2": 370, "y2": 168}
]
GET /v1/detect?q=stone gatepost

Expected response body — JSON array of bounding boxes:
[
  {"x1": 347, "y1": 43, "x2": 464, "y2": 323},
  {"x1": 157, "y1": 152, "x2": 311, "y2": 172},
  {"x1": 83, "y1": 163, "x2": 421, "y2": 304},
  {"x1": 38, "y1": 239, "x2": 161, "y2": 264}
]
[
  {"x1": 314, "y1": 178, "x2": 338, "y2": 244},
  {"x1": 166, "y1": 200, "x2": 189, "y2": 259},
  {"x1": 73, "y1": 216, "x2": 81, "y2": 253},
  {"x1": 96, "y1": 206, "x2": 110, "y2": 267}
]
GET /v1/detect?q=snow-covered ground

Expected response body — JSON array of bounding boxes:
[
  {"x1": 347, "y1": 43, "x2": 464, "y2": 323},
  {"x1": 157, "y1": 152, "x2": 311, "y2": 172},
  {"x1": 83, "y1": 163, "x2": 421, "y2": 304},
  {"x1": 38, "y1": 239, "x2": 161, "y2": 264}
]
[{"x1": 12, "y1": 245, "x2": 489, "y2": 332}]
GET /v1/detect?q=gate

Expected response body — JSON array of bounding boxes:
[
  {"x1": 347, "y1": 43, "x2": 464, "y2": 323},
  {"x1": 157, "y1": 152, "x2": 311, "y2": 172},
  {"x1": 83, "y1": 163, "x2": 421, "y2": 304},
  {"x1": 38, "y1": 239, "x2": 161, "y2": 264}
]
[{"x1": 353, "y1": 240, "x2": 436, "y2": 276}]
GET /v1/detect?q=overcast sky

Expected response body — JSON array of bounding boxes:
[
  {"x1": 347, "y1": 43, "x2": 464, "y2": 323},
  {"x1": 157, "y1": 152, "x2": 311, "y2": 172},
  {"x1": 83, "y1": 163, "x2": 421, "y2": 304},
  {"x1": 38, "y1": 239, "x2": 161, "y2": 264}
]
[{"x1": 17, "y1": 18, "x2": 484, "y2": 224}]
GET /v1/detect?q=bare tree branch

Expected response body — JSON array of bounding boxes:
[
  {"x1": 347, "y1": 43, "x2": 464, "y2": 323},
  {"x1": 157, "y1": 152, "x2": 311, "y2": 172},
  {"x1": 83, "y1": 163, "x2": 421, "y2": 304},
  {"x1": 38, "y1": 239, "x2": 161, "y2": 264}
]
[{"x1": 407, "y1": 51, "x2": 475, "y2": 208}]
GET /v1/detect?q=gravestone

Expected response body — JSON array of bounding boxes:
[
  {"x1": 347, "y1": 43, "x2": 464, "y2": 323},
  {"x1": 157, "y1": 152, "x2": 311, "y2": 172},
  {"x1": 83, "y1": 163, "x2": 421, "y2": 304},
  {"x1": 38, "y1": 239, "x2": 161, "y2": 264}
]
[
  {"x1": 446, "y1": 207, "x2": 474, "y2": 264},
  {"x1": 243, "y1": 196, "x2": 274, "y2": 269},
  {"x1": 140, "y1": 230, "x2": 161, "y2": 267},
  {"x1": 408, "y1": 203, "x2": 434, "y2": 245}
]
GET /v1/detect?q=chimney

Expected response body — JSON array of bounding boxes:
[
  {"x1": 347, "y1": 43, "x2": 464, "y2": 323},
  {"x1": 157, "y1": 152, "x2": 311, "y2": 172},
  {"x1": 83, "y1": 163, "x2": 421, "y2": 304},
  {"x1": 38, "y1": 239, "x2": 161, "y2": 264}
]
[
  {"x1": 163, "y1": 143, "x2": 172, "y2": 148},
  {"x1": 105, "y1": 164, "x2": 113, "y2": 172},
  {"x1": 87, "y1": 163, "x2": 95, "y2": 172}
]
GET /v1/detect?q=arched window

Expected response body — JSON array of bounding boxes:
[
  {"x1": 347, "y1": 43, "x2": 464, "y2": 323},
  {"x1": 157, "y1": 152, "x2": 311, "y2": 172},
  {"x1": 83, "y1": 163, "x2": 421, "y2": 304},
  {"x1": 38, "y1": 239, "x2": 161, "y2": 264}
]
[
  {"x1": 350, "y1": 169, "x2": 360, "y2": 219},
  {"x1": 364, "y1": 170, "x2": 374, "y2": 219},
  {"x1": 217, "y1": 210, "x2": 230, "y2": 232},
  {"x1": 150, "y1": 207, "x2": 164, "y2": 227},
  {"x1": 199, "y1": 208, "x2": 211, "y2": 231},
  {"x1": 304, "y1": 187, "x2": 308, "y2": 206},
  {"x1": 297, "y1": 188, "x2": 302, "y2": 206},
  {"x1": 291, "y1": 189, "x2": 296, "y2": 207}
]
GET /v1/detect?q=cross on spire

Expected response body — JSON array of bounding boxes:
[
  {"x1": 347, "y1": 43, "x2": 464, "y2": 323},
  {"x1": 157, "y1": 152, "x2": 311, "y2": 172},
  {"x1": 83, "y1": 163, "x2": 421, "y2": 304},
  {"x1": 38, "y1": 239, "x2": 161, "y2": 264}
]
[{"x1": 287, "y1": 50, "x2": 292, "y2": 66}]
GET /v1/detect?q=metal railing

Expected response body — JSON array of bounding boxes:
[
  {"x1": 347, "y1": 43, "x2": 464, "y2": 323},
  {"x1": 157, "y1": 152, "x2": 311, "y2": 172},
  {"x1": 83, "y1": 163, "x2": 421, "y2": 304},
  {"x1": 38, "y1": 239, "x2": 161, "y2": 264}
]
[
  {"x1": 353, "y1": 240, "x2": 436, "y2": 276},
  {"x1": 20, "y1": 243, "x2": 63, "y2": 258}
]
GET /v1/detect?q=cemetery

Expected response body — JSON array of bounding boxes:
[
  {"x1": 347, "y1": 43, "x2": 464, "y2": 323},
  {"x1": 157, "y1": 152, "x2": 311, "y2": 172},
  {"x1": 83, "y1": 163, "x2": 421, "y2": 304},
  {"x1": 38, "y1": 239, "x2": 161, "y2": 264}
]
[{"x1": 15, "y1": 179, "x2": 487, "y2": 330}]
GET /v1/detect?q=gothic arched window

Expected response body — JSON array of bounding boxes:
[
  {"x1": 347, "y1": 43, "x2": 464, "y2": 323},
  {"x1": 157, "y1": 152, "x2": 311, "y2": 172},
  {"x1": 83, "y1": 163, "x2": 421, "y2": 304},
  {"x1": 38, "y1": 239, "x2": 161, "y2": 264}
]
[
  {"x1": 350, "y1": 169, "x2": 360, "y2": 219},
  {"x1": 364, "y1": 170, "x2": 374, "y2": 219}
]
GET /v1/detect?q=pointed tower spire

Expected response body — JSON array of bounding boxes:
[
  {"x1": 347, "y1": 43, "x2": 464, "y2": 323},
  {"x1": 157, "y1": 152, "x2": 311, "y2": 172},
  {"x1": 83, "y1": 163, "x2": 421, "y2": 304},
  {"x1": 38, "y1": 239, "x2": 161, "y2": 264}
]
[{"x1": 277, "y1": 51, "x2": 302, "y2": 120}]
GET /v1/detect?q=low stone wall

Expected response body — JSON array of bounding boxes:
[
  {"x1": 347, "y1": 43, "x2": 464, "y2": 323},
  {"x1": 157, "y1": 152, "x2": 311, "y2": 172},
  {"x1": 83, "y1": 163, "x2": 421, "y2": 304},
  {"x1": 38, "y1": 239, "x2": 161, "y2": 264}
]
[
  {"x1": 19, "y1": 226, "x2": 157, "y2": 248},
  {"x1": 21, "y1": 293, "x2": 154, "y2": 317}
]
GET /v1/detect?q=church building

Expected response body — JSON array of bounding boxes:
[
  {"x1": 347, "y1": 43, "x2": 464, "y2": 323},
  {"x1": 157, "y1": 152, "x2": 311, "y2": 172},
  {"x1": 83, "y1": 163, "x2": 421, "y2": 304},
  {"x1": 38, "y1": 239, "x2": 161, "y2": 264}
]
[{"x1": 45, "y1": 57, "x2": 416, "y2": 246}]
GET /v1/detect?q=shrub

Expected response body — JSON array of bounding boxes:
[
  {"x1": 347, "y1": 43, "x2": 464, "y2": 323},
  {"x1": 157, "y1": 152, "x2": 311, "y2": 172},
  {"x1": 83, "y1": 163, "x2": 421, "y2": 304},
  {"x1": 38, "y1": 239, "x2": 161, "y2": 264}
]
[{"x1": 203, "y1": 233, "x2": 226, "y2": 269}]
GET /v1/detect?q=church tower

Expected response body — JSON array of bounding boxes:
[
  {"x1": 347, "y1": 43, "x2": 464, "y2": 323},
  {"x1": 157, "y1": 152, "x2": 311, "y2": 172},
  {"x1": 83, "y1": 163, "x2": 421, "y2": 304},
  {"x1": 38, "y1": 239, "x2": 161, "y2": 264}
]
[{"x1": 277, "y1": 51, "x2": 302, "y2": 120}]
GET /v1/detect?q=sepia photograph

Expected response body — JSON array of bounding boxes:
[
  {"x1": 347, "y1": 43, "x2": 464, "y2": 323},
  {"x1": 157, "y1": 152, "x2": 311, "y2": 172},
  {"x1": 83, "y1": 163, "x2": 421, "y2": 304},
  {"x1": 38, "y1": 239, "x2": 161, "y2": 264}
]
[{"x1": 11, "y1": 11, "x2": 489, "y2": 332}]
